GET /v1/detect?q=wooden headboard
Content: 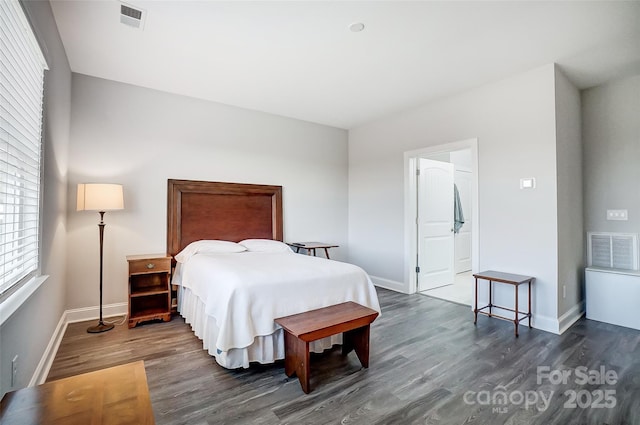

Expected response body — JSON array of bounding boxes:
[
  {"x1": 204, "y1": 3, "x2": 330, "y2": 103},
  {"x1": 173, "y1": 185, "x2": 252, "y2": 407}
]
[{"x1": 167, "y1": 179, "x2": 283, "y2": 257}]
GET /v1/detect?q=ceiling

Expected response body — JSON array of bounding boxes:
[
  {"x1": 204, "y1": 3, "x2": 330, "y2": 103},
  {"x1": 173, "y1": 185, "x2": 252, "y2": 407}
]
[{"x1": 50, "y1": 1, "x2": 640, "y2": 129}]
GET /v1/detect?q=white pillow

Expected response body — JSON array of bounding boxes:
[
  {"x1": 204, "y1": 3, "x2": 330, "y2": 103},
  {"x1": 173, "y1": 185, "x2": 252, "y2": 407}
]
[
  {"x1": 175, "y1": 240, "x2": 246, "y2": 263},
  {"x1": 239, "y1": 239, "x2": 292, "y2": 253}
]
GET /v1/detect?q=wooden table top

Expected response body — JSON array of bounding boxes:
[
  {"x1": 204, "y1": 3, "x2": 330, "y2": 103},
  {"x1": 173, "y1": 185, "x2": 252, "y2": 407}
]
[
  {"x1": 0, "y1": 361, "x2": 155, "y2": 425},
  {"x1": 125, "y1": 253, "x2": 171, "y2": 261},
  {"x1": 275, "y1": 301, "x2": 379, "y2": 342},
  {"x1": 473, "y1": 270, "x2": 535, "y2": 285},
  {"x1": 288, "y1": 242, "x2": 339, "y2": 249}
]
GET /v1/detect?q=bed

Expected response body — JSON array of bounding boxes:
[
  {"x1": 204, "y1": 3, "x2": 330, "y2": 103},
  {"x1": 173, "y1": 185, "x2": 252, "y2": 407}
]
[{"x1": 167, "y1": 179, "x2": 381, "y2": 369}]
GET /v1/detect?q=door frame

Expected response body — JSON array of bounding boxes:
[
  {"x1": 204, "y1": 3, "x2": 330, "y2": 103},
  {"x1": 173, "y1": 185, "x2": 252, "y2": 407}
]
[{"x1": 403, "y1": 138, "x2": 479, "y2": 294}]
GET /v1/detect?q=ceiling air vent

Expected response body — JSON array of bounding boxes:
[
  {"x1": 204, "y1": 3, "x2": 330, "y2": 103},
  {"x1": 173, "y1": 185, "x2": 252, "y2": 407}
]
[{"x1": 120, "y1": 3, "x2": 145, "y2": 29}]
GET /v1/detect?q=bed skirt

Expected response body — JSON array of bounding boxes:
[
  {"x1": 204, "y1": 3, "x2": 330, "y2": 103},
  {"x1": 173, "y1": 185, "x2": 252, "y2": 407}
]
[{"x1": 178, "y1": 286, "x2": 342, "y2": 369}]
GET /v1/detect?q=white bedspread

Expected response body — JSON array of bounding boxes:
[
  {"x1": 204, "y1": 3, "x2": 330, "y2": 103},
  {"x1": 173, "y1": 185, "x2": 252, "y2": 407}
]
[{"x1": 174, "y1": 251, "x2": 381, "y2": 353}]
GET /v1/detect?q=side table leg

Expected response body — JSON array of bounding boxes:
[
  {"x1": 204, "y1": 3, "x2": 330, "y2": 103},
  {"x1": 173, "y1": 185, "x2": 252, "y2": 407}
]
[
  {"x1": 514, "y1": 284, "x2": 519, "y2": 337},
  {"x1": 324, "y1": 248, "x2": 330, "y2": 259},
  {"x1": 528, "y1": 280, "x2": 532, "y2": 329},
  {"x1": 474, "y1": 277, "x2": 478, "y2": 324},
  {"x1": 489, "y1": 280, "x2": 493, "y2": 317}
]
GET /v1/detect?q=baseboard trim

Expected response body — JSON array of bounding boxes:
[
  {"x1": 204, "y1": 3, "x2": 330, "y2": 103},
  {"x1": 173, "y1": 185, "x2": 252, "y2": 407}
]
[
  {"x1": 65, "y1": 302, "x2": 128, "y2": 324},
  {"x1": 28, "y1": 302, "x2": 128, "y2": 386},
  {"x1": 369, "y1": 275, "x2": 408, "y2": 294},
  {"x1": 29, "y1": 310, "x2": 68, "y2": 386},
  {"x1": 558, "y1": 300, "x2": 585, "y2": 334},
  {"x1": 531, "y1": 312, "x2": 560, "y2": 335}
]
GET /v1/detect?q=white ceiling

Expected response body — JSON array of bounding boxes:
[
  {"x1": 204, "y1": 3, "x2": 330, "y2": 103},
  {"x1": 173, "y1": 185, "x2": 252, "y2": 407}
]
[{"x1": 50, "y1": 1, "x2": 640, "y2": 129}]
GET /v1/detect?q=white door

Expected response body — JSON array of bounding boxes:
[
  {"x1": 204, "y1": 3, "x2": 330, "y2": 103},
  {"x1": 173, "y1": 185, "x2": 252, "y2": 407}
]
[
  {"x1": 417, "y1": 158, "x2": 455, "y2": 291},
  {"x1": 454, "y1": 168, "x2": 472, "y2": 273}
]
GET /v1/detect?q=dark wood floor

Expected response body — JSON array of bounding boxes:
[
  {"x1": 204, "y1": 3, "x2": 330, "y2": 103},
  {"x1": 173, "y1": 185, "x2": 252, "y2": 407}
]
[{"x1": 48, "y1": 288, "x2": 640, "y2": 425}]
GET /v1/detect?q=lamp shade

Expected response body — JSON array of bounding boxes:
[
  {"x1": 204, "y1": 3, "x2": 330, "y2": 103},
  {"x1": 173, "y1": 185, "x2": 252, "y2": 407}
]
[{"x1": 77, "y1": 183, "x2": 124, "y2": 211}]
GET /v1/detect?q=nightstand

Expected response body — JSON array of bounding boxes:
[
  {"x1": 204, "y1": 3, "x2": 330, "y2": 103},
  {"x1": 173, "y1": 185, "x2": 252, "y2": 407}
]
[{"x1": 126, "y1": 254, "x2": 172, "y2": 328}]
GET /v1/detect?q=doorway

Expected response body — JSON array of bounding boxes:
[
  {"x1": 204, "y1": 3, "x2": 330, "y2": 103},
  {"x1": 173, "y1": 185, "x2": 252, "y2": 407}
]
[{"x1": 403, "y1": 139, "x2": 479, "y2": 306}]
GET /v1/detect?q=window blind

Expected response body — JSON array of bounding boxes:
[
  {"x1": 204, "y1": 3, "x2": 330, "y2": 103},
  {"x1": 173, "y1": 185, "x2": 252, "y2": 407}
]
[{"x1": 0, "y1": 0, "x2": 48, "y2": 296}]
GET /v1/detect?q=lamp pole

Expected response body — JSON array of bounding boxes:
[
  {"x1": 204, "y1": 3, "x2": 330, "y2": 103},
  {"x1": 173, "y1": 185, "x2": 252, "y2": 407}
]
[{"x1": 87, "y1": 211, "x2": 115, "y2": 333}]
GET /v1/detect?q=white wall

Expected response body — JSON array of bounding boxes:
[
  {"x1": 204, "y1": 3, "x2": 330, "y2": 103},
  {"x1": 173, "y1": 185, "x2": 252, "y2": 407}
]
[
  {"x1": 554, "y1": 66, "x2": 584, "y2": 326},
  {"x1": 0, "y1": 0, "x2": 71, "y2": 396},
  {"x1": 583, "y1": 75, "x2": 640, "y2": 235},
  {"x1": 348, "y1": 64, "x2": 562, "y2": 331},
  {"x1": 66, "y1": 74, "x2": 348, "y2": 310}
]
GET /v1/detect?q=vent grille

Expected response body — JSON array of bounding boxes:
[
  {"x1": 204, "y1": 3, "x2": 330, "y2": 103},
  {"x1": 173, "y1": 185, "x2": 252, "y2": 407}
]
[
  {"x1": 588, "y1": 232, "x2": 638, "y2": 270},
  {"x1": 120, "y1": 3, "x2": 145, "y2": 29},
  {"x1": 121, "y1": 5, "x2": 142, "y2": 20}
]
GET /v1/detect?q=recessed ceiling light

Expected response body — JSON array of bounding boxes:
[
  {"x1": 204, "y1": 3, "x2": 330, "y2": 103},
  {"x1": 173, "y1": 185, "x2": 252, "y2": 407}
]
[{"x1": 349, "y1": 22, "x2": 365, "y2": 33}]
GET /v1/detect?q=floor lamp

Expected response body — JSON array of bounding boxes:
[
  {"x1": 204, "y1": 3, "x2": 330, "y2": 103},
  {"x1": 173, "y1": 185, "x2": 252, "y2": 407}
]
[{"x1": 77, "y1": 183, "x2": 124, "y2": 333}]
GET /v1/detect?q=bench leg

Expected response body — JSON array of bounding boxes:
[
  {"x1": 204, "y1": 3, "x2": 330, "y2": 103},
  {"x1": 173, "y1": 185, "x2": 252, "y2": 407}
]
[
  {"x1": 283, "y1": 332, "x2": 311, "y2": 393},
  {"x1": 342, "y1": 325, "x2": 371, "y2": 368}
]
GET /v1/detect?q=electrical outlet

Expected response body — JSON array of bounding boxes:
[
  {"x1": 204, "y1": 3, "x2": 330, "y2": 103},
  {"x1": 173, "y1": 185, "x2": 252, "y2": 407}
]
[
  {"x1": 11, "y1": 355, "x2": 18, "y2": 387},
  {"x1": 562, "y1": 285, "x2": 566, "y2": 299}
]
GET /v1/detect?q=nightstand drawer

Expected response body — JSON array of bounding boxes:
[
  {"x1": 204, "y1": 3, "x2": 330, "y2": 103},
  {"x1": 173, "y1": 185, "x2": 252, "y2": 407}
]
[{"x1": 128, "y1": 257, "x2": 171, "y2": 275}]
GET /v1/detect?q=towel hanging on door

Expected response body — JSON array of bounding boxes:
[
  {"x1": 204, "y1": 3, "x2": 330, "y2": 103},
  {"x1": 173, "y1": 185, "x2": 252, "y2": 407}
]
[{"x1": 454, "y1": 184, "x2": 465, "y2": 233}]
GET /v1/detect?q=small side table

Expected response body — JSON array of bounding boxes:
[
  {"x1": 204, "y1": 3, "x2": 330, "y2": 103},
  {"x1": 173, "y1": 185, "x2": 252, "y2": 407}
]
[
  {"x1": 473, "y1": 270, "x2": 534, "y2": 337},
  {"x1": 288, "y1": 242, "x2": 338, "y2": 259}
]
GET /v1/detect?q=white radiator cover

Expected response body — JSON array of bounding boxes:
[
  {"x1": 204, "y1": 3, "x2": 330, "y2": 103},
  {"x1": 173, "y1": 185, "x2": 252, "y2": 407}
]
[{"x1": 585, "y1": 267, "x2": 640, "y2": 331}]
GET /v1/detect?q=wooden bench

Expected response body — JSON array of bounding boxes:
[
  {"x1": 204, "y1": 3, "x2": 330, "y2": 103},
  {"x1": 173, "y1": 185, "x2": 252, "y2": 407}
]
[{"x1": 275, "y1": 301, "x2": 379, "y2": 393}]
